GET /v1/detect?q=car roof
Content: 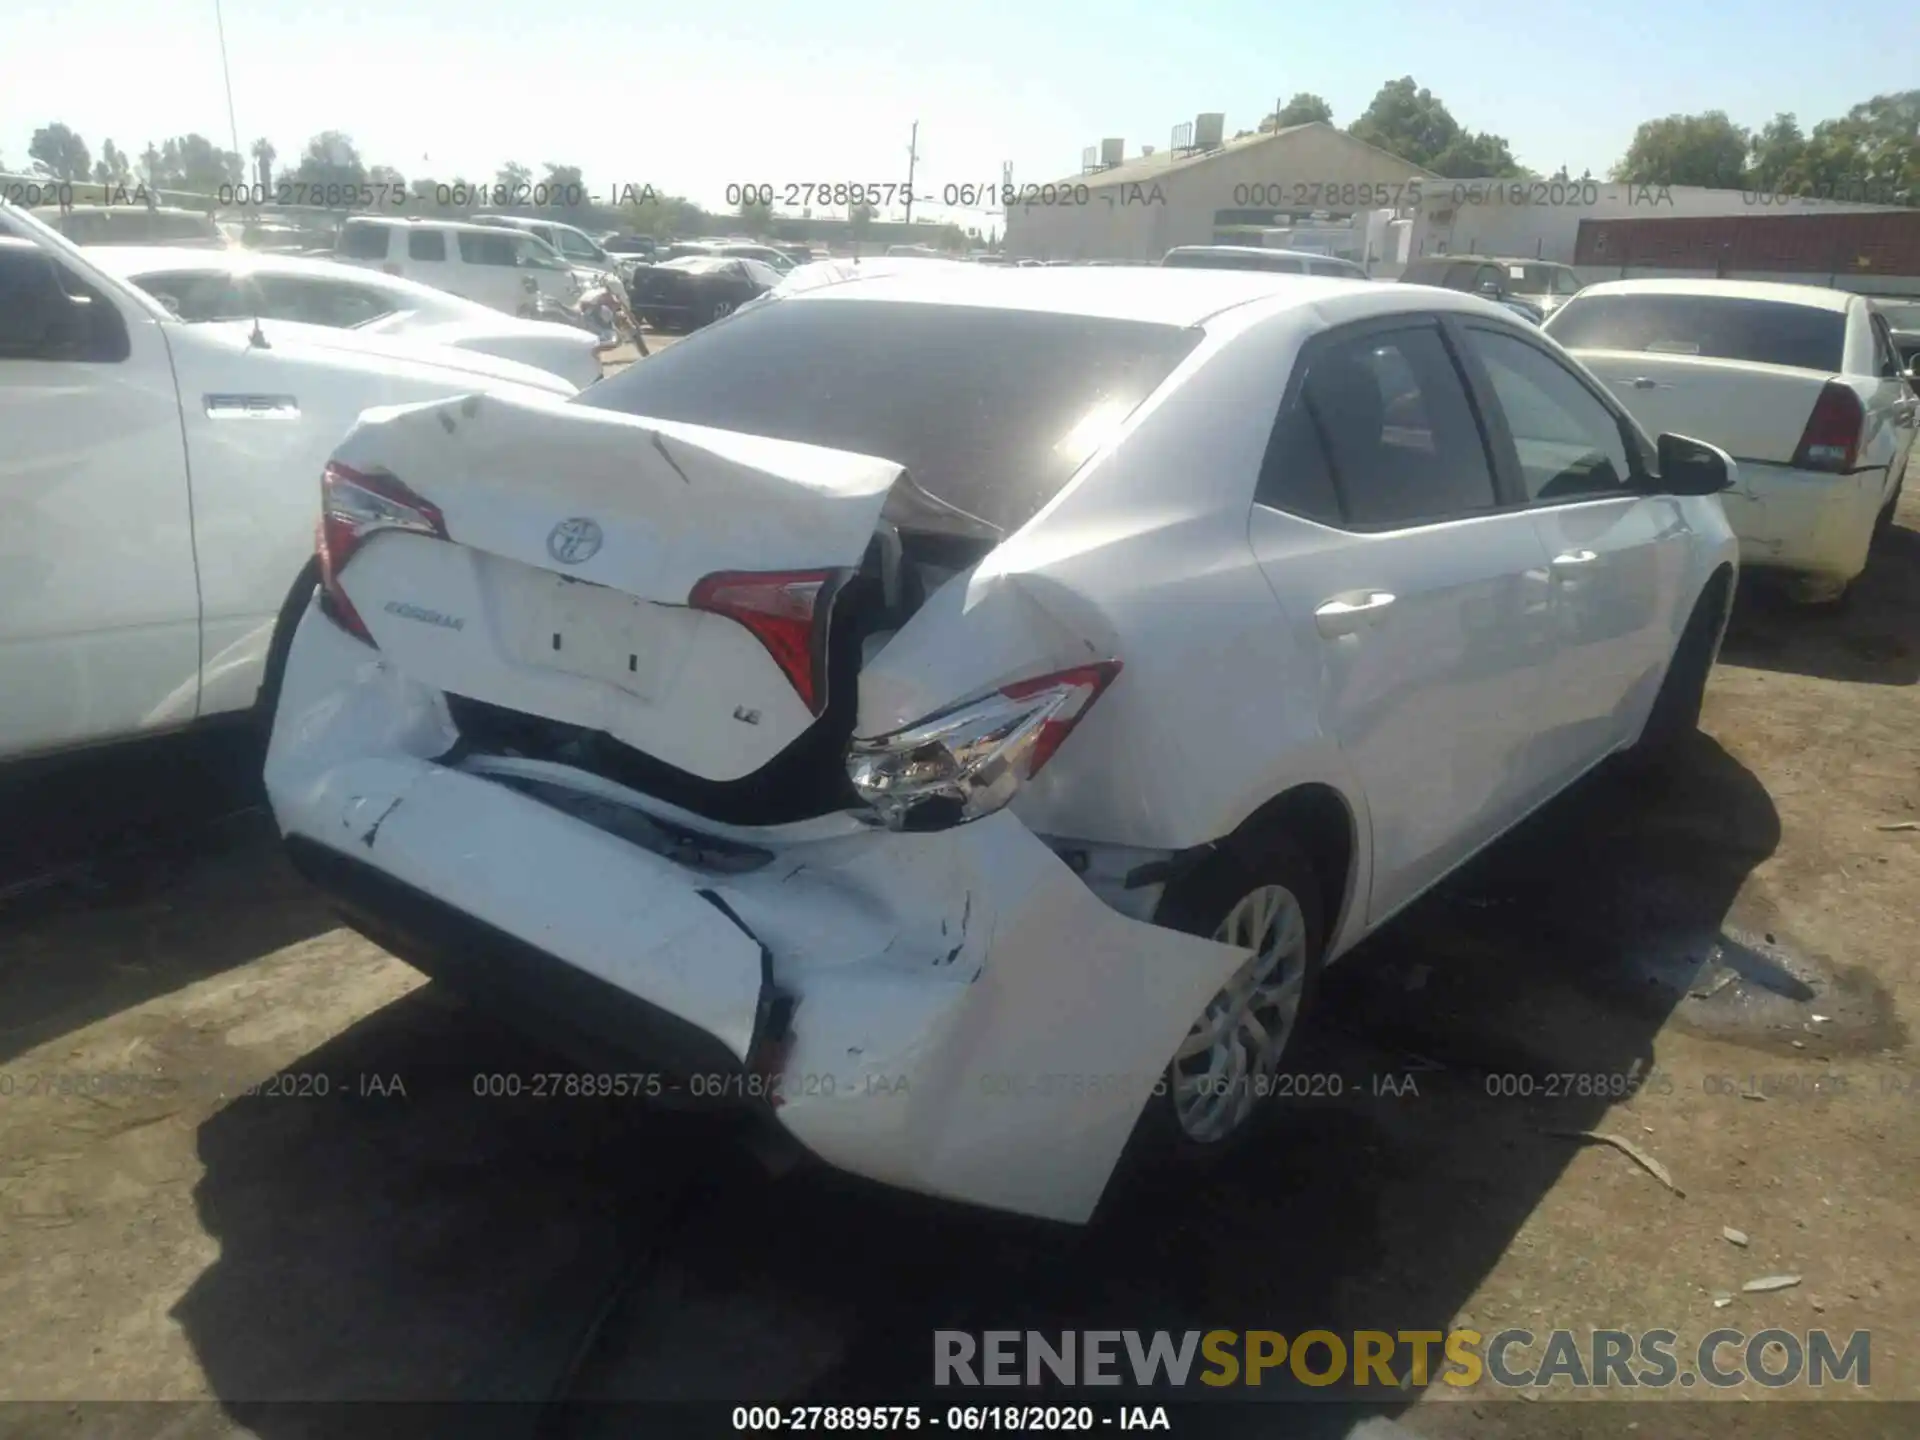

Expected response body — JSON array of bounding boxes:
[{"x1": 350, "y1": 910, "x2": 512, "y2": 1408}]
[
  {"x1": 30, "y1": 204, "x2": 212, "y2": 219},
  {"x1": 1570, "y1": 277, "x2": 1857, "y2": 312},
  {"x1": 83, "y1": 244, "x2": 490, "y2": 309},
  {"x1": 1166, "y1": 245, "x2": 1355, "y2": 261},
  {"x1": 341, "y1": 215, "x2": 532, "y2": 237},
  {"x1": 784, "y1": 264, "x2": 1404, "y2": 326}
]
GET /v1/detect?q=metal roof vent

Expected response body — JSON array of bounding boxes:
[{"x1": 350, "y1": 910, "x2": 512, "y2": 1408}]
[
  {"x1": 1099, "y1": 137, "x2": 1125, "y2": 168},
  {"x1": 1194, "y1": 113, "x2": 1226, "y2": 150}
]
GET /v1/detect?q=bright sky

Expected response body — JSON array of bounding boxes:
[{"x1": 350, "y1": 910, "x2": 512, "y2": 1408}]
[{"x1": 5, "y1": 0, "x2": 1908, "y2": 228}]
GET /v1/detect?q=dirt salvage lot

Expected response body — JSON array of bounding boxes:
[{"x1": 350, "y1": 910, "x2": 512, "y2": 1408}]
[{"x1": 1, "y1": 494, "x2": 1918, "y2": 1438}]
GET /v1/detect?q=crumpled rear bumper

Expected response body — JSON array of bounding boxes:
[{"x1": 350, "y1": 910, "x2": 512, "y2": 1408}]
[
  {"x1": 1720, "y1": 463, "x2": 1885, "y2": 583},
  {"x1": 265, "y1": 604, "x2": 1250, "y2": 1222}
]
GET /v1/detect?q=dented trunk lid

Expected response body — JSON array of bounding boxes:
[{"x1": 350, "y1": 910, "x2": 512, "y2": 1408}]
[{"x1": 329, "y1": 391, "x2": 905, "y2": 784}]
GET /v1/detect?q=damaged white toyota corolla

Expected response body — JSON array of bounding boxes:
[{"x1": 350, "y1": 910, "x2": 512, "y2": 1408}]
[{"x1": 265, "y1": 266, "x2": 1741, "y2": 1222}]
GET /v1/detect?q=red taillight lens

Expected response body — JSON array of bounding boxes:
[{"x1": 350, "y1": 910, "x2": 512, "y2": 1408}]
[
  {"x1": 688, "y1": 569, "x2": 841, "y2": 715},
  {"x1": 998, "y1": 661, "x2": 1124, "y2": 775},
  {"x1": 316, "y1": 461, "x2": 449, "y2": 644},
  {"x1": 1791, "y1": 382, "x2": 1865, "y2": 473}
]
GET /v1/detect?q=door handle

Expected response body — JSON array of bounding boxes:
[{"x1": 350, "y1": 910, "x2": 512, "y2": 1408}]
[
  {"x1": 1551, "y1": 549, "x2": 1598, "y2": 569},
  {"x1": 1315, "y1": 591, "x2": 1396, "y2": 638},
  {"x1": 1625, "y1": 377, "x2": 1664, "y2": 390}
]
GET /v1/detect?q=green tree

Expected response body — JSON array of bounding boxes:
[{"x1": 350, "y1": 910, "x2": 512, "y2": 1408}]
[
  {"x1": 933, "y1": 222, "x2": 967, "y2": 252},
  {"x1": 1348, "y1": 79, "x2": 1457, "y2": 167},
  {"x1": 1268, "y1": 92, "x2": 1334, "y2": 130},
  {"x1": 92, "y1": 139, "x2": 132, "y2": 187},
  {"x1": 737, "y1": 195, "x2": 773, "y2": 235},
  {"x1": 1428, "y1": 130, "x2": 1523, "y2": 178},
  {"x1": 286, "y1": 131, "x2": 368, "y2": 190},
  {"x1": 250, "y1": 137, "x2": 276, "y2": 189},
  {"x1": 152, "y1": 134, "x2": 242, "y2": 195},
  {"x1": 368, "y1": 163, "x2": 407, "y2": 194},
  {"x1": 620, "y1": 188, "x2": 706, "y2": 238},
  {"x1": 849, "y1": 199, "x2": 877, "y2": 244},
  {"x1": 495, "y1": 161, "x2": 533, "y2": 197},
  {"x1": 1745, "y1": 113, "x2": 1806, "y2": 190},
  {"x1": 1611, "y1": 111, "x2": 1750, "y2": 188},
  {"x1": 29, "y1": 123, "x2": 90, "y2": 181}
]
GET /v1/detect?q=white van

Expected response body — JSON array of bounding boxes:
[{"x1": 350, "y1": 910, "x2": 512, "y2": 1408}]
[{"x1": 334, "y1": 216, "x2": 578, "y2": 315}]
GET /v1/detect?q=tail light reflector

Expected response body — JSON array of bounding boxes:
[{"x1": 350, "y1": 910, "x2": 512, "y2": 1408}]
[
  {"x1": 1791, "y1": 382, "x2": 1864, "y2": 473},
  {"x1": 688, "y1": 570, "x2": 841, "y2": 715},
  {"x1": 316, "y1": 461, "x2": 449, "y2": 644}
]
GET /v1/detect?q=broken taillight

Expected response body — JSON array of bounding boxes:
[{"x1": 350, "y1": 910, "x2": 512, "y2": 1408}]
[
  {"x1": 688, "y1": 569, "x2": 841, "y2": 715},
  {"x1": 316, "y1": 461, "x2": 449, "y2": 644},
  {"x1": 846, "y1": 661, "x2": 1122, "y2": 830}
]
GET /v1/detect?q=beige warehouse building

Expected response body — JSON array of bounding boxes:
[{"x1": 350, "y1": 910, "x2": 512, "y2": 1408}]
[{"x1": 1002, "y1": 117, "x2": 1439, "y2": 264}]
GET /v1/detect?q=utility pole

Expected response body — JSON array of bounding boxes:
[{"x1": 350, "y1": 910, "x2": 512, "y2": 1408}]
[
  {"x1": 214, "y1": 0, "x2": 243, "y2": 175},
  {"x1": 905, "y1": 121, "x2": 920, "y2": 225}
]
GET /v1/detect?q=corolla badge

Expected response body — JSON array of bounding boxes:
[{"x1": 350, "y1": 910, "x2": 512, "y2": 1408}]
[{"x1": 547, "y1": 517, "x2": 604, "y2": 565}]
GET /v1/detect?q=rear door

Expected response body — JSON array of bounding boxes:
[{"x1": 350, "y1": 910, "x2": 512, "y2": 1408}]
[
  {"x1": 454, "y1": 228, "x2": 525, "y2": 311},
  {"x1": 1867, "y1": 308, "x2": 1916, "y2": 500},
  {"x1": 1246, "y1": 315, "x2": 1560, "y2": 925},
  {"x1": 1453, "y1": 319, "x2": 1693, "y2": 781}
]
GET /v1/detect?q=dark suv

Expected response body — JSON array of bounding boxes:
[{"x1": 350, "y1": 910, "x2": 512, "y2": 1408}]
[{"x1": 1398, "y1": 255, "x2": 1583, "y2": 321}]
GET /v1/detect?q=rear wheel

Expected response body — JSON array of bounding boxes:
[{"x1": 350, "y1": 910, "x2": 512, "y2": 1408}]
[
  {"x1": 1120, "y1": 838, "x2": 1327, "y2": 1167},
  {"x1": 1873, "y1": 475, "x2": 1905, "y2": 543},
  {"x1": 705, "y1": 298, "x2": 736, "y2": 326}
]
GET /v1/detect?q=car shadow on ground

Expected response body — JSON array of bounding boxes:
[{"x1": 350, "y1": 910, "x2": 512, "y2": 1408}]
[
  {"x1": 167, "y1": 730, "x2": 1790, "y2": 1438},
  {"x1": 0, "y1": 725, "x2": 337, "y2": 1067},
  {"x1": 1719, "y1": 517, "x2": 1920, "y2": 688}
]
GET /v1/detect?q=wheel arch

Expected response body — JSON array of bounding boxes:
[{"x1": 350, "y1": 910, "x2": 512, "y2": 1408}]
[{"x1": 1210, "y1": 780, "x2": 1366, "y2": 962}]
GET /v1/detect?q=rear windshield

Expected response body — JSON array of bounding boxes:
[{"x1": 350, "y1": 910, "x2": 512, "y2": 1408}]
[
  {"x1": 1163, "y1": 249, "x2": 1301, "y2": 273},
  {"x1": 1502, "y1": 264, "x2": 1558, "y2": 296},
  {"x1": 578, "y1": 299, "x2": 1203, "y2": 535},
  {"x1": 661, "y1": 257, "x2": 732, "y2": 274},
  {"x1": 1546, "y1": 294, "x2": 1845, "y2": 372}
]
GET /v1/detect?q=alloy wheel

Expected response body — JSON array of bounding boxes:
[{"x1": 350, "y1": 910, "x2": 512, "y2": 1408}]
[{"x1": 1169, "y1": 883, "x2": 1310, "y2": 1144}]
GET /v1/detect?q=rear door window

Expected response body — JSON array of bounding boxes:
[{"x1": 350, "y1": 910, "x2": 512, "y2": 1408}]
[
  {"x1": 1462, "y1": 326, "x2": 1636, "y2": 502},
  {"x1": 1296, "y1": 324, "x2": 1500, "y2": 527},
  {"x1": 336, "y1": 224, "x2": 391, "y2": 261},
  {"x1": 458, "y1": 231, "x2": 520, "y2": 266},
  {"x1": 408, "y1": 229, "x2": 447, "y2": 262},
  {"x1": 1545, "y1": 294, "x2": 1846, "y2": 372}
]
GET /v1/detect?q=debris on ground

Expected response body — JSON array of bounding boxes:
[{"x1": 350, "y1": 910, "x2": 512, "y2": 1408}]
[
  {"x1": 1742, "y1": 1274, "x2": 1803, "y2": 1293},
  {"x1": 1874, "y1": 821, "x2": 1920, "y2": 832},
  {"x1": 1544, "y1": 1129, "x2": 1684, "y2": 1196},
  {"x1": 1712, "y1": 1292, "x2": 1734, "y2": 1308},
  {"x1": 1723, "y1": 1227, "x2": 1749, "y2": 1246}
]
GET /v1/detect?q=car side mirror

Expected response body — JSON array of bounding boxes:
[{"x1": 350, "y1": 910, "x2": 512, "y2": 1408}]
[
  {"x1": 1658, "y1": 433, "x2": 1735, "y2": 496},
  {"x1": 0, "y1": 245, "x2": 84, "y2": 356}
]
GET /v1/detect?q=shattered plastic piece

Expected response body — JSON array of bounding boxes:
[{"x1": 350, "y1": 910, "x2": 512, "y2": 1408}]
[
  {"x1": 1713, "y1": 1293, "x2": 1734, "y2": 1308},
  {"x1": 1874, "y1": 821, "x2": 1919, "y2": 831},
  {"x1": 1544, "y1": 1128, "x2": 1684, "y2": 1196},
  {"x1": 1724, "y1": 1226, "x2": 1749, "y2": 1247},
  {"x1": 1743, "y1": 1274, "x2": 1803, "y2": 1293}
]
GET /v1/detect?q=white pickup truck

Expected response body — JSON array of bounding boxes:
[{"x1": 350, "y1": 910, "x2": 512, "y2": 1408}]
[{"x1": 0, "y1": 203, "x2": 579, "y2": 764}]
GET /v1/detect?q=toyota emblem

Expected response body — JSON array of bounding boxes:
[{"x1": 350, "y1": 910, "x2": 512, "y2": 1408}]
[{"x1": 547, "y1": 517, "x2": 603, "y2": 565}]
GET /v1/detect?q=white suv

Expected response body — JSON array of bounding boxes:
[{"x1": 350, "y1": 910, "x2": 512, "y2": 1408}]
[
  {"x1": 266, "y1": 267, "x2": 1739, "y2": 1223},
  {"x1": 334, "y1": 217, "x2": 577, "y2": 315}
]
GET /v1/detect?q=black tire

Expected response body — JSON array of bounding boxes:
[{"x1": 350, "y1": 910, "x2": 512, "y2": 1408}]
[
  {"x1": 1874, "y1": 475, "x2": 1905, "y2": 543},
  {"x1": 255, "y1": 559, "x2": 320, "y2": 748},
  {"x1": 705, "y1": 298, "x2": 735, "y2": 326},
  {"x1": 1622, "y1": 579, "x2": 1723, "y2": 772},
  {"x1": 1116, "y1": 836, "x2": 1328, "y2": 1173}
]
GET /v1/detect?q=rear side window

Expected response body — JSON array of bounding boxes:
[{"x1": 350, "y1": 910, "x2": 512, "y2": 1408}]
[
  {"x1": 408, "y1": 229, "x2": 447, "y2": 261},
  {"x1": 253, "y1": 276, "x2": 396, "y2": 328},
  {"x1": 1256, "y1": 399, "x2": 1343, "y2": 524},
  {"x1": 458, "y1": 231, "x2": 520, "y2": 266},
  {"x1": 133, "y1": 270, "x2": 242, "y2": 320},
  {"x1": 1295, "y1": 325, "x2": 1499, "y2": 527},
  {"x1": 578, "y1": 299, "x2": 1203, "y2": 535},
  {"x1": 1546, "y1": 294, "x2": 1846, "y2": 372},
  {"x1": 1463, "y1": 327, "x2": 1634, "y2": 502},
  {"x1": 337, "y1": 224, "x2": 391, "y2": 261}
]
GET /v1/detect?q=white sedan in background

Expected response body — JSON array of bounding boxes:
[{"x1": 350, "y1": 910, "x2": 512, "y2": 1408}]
[
  {"x1": 267, "y1": 267, "x2": 1738, "y2": 1223},
  {"x1": 86, "y1": 247, "x2": 608, "y2": 390},
  {"x1": 1546, "y1": 279, "x2": 1917, "y2": 603}
]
